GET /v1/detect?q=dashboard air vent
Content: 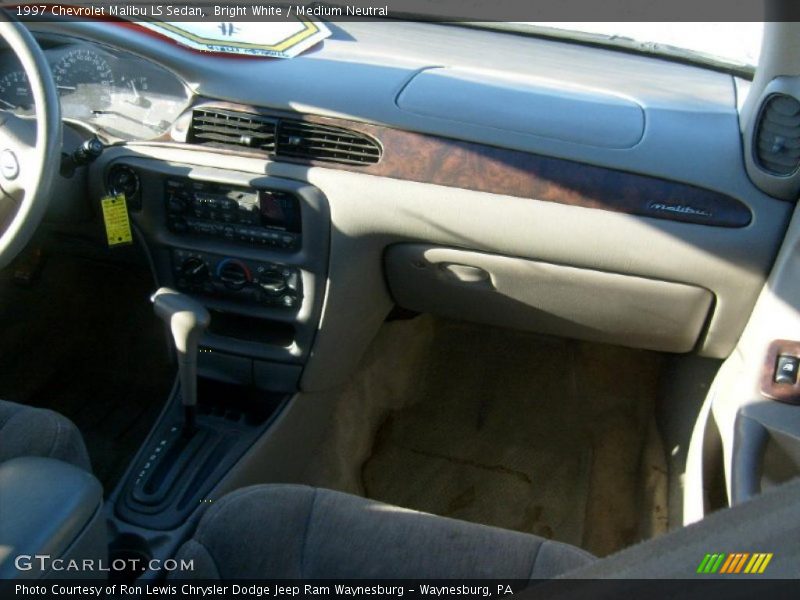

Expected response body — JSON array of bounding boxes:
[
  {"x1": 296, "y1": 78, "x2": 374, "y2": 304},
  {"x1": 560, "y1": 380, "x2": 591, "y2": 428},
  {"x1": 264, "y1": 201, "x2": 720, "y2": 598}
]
[
  {"x1": 755, "y1": 94, "x2": 800, "y2": 176},
  {"x1": 276, "y1": 119, "x2": 382, "y2": 165},
  {"x1": 189, "y1": 109, "x2": 277, "y2": 152},
  {"x1": 187, "y1": 108, "x2": 383, "y2": 166}
]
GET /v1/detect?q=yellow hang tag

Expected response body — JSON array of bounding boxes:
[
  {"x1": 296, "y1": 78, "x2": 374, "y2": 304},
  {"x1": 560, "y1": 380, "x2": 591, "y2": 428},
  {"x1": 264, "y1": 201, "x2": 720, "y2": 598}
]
[{"x1": 100, "y1": 194, "x2": 133, "y2": 247}]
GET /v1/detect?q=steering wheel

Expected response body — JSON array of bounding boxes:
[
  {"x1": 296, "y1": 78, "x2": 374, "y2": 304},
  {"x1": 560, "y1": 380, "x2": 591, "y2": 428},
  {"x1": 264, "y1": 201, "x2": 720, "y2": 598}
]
[{"x1": 0, "y1": 14, "x2": 61, "y2": 270}]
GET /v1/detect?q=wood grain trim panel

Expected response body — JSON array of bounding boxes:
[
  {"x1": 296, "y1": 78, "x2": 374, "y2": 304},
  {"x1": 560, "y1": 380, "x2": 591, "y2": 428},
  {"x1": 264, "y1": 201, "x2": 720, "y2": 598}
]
[
  {"x1": 761, "y1": 340, "x2": 800, "y2": 406},
  {"x1": 174, "y1": 100, "x2": 753, "y2": 228}
]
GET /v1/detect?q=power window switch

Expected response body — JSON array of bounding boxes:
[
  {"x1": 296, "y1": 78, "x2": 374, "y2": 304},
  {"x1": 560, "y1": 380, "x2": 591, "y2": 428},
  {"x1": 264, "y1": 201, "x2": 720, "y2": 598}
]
[{"x1": 775, "y1": 355, "x2": 800, "y2": 385}]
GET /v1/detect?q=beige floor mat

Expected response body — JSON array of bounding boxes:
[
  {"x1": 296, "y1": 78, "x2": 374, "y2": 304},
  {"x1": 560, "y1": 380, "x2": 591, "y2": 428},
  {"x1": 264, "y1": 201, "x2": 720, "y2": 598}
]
[
  {"x1": 313, "y1": 316, "x2": 668, "y2": 557},
  {"x1": 362, "y1": 322, "x2": 593, "y2": 546}
]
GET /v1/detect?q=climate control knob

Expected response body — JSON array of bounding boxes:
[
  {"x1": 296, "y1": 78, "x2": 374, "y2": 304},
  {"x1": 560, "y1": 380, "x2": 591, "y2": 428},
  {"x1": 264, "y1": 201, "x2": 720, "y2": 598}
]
[
  {"x1": 179, "y1": 257, "x2": 210, "y2": 285},
  {"x1": 218, "y1": 259, "x2": 250, "y2": 290},
  {"x1": 257, "y1": 270, "x2": 288, "y2": 296}
]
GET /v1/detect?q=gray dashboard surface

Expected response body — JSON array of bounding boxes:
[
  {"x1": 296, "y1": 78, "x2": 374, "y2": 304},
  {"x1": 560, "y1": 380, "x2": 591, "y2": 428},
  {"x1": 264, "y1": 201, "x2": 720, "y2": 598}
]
[{"x1": 36, "y1": 20, "x2": 738, "y2": 177}]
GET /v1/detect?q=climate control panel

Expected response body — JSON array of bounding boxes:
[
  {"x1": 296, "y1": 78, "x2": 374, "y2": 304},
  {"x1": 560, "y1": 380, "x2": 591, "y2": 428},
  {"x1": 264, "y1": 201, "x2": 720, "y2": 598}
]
[{"x1": 172, "y1": 249, "x2": 301, "y2": 309}]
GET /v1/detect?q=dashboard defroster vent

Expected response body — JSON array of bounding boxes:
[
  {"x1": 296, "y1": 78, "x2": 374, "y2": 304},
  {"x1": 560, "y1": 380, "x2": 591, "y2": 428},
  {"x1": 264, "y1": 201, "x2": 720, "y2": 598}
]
[
  {"x1": 188, "y1": 109, "x2": 277, "y2": 152},
  {"x1": 276, "y1": 120, "x2": 382, "y2": 165},
  {"x1": 754, "y1": 94, "x2": 800, "y2": 176}
]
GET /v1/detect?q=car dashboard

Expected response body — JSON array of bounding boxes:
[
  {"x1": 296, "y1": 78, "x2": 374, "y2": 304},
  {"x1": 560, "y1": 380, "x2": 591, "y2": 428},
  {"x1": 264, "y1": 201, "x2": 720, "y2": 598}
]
[
  {"x1": 8, "y1": 20, "x2": 789, "y2": 395},
  {"x1": 3, "y1": 18, "x2": 800, "y2": 568}
]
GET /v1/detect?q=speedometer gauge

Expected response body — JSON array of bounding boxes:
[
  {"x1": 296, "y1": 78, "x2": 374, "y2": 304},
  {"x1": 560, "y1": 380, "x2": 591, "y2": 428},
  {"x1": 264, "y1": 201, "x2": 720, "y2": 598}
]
[
  {"x1": 21, "y1": 35, "x2": 193, "y2": 141},
  {"x1": 53, "y1": 49, "x2": 114, "y2": 116},
  {"x1": 0, "y1": 71, "x2": 31, "y2": 109}
]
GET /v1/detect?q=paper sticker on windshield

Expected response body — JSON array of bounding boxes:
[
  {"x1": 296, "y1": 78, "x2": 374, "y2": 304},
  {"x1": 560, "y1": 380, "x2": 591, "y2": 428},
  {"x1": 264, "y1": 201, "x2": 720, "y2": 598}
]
[
  {"x1": 138, "y1": 19, "x2": 331, "y2": 59},
  {"x1": 101, "y1": 194, "x2": 133, "y2": 247}
]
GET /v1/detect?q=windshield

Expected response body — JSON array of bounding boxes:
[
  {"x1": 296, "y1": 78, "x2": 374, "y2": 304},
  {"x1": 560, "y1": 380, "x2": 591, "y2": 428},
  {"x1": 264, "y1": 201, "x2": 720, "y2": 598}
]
[{"x1": 509, "y1": 22, "x2": 763, "y2": 72}]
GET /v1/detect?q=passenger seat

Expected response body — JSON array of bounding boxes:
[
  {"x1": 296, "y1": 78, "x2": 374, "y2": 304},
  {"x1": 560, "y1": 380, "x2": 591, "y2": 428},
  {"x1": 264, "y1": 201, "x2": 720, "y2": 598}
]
[
  {"x1": 172, "y1": 485, "x2": 594, "y2": 579},
  {"x1": 173, "y1": 479, "x2": 800, "y2": 580}
]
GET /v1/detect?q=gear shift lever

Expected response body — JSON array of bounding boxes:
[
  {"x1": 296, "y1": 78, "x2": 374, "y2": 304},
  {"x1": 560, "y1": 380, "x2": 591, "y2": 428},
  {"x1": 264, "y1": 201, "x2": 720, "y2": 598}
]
[{"x1": 151, "y1": 288, "x2": 210, "y2": 437}]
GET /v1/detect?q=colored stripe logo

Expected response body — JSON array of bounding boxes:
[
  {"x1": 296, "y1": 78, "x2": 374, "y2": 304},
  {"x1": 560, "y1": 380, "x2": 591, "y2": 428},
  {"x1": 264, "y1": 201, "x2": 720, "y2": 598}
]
[{"x1": 696, "y1": 553, "x2": 773, "y2": 574}]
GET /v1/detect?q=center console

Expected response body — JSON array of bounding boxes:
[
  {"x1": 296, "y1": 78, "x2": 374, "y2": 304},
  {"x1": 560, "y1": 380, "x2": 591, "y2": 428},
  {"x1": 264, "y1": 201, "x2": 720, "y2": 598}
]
[
  {"x1": 163, "y1": 180, "x2": 304, "y2": 309},
  {"x1": 103, "y1": 157, "x2": 330, "y2": 391},
  {"x1": 90, "y1": 156, "x2": 331, "y2": 577}
]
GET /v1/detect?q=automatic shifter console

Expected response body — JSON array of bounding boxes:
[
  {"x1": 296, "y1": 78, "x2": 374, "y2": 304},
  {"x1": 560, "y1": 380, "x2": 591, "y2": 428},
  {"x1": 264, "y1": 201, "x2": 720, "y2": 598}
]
[
  {"x1": 116, "y1": 291, "x2": 286, "y2": 530},
  {"x1": 151, "y1": 288, "x2": 210, "y2": 435}
]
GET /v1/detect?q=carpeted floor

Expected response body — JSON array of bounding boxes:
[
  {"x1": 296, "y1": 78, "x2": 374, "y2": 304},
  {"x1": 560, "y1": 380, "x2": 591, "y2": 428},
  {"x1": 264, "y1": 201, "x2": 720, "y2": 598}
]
[
  {"x1": 313, "y1": 315, "x2": 668, "y2": 557},
  {"x1": 0, "y1": 250, "x2": 175, "y2": 492}
]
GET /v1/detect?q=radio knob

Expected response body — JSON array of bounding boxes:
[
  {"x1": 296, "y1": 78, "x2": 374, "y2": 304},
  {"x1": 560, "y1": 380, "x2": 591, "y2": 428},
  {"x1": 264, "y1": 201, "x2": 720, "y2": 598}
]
[
  {"x1": 179, "y1": 257, "x2": 210, "y2": 285},
  {"x1": 218, "y1": 260, "x2": 250, "y2": 290}
]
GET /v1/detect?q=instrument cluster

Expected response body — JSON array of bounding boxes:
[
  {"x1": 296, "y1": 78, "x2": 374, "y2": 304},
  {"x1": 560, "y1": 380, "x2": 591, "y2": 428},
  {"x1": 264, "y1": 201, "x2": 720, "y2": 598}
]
[{"x1": 0, "y1": 34, "x2": 192, "y2": 140}]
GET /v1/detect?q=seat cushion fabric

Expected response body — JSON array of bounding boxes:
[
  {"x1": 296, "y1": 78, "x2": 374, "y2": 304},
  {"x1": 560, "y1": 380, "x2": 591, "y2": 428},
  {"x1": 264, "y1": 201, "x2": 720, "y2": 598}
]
[
  {"x1": 173, "y1": 484, "x2": 594, "y2": 579},
  {"x1": 0, "y1": 400, "x2": 91, "y2": 470}
]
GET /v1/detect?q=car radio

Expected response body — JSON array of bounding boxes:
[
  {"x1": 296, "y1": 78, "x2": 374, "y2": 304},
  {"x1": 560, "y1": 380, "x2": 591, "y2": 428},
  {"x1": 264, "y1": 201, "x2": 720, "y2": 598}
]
[{"x1": 164, "y1": 178, "x2": 301, "y2": 251}]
